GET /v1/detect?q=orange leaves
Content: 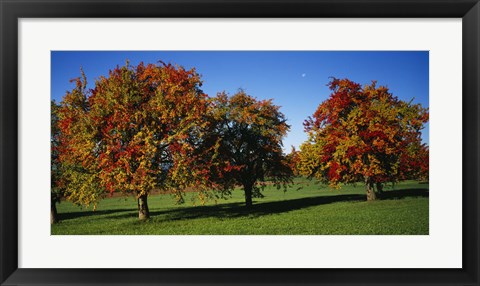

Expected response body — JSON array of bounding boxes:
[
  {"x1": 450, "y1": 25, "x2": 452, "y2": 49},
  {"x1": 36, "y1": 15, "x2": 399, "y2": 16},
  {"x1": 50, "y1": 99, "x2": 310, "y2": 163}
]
[
  {"x1": 56, "y1": 61, "x2": 212, "y2": 203},
  {"x1": 299, "y1": 77, "x2": 429, "y2": 186},
  {"x1": 285, "y1": 146, "x2": 301, "y2": 176}
]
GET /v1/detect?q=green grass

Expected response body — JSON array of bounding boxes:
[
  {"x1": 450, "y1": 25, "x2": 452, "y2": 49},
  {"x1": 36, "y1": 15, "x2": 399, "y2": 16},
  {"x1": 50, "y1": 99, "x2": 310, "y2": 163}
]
[{"x1": 52, "y1": 179, "x2": 428, "y2": 235}]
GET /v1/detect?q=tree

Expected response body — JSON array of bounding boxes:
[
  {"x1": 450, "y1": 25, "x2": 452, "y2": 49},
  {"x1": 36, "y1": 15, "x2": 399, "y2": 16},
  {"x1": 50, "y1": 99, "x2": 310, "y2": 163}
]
[
  {"x1": 207, "y1": 91, "x2": 292, "y2": 207},
  {"x1": 56, "y1": 62, "x2": 211, "y2": 220},
  {"x1": 299, "y1": 78, "x2": 429, "y2": 200},
  {"x1": 51, "y1": 100, "x2": 63, "y2": 223},
  {"x1": 55, "y1": 70, "x2": 105, "y2": 217},
  {"x1": 285, "y1": 146, "x2": 301, "y2": 176}
]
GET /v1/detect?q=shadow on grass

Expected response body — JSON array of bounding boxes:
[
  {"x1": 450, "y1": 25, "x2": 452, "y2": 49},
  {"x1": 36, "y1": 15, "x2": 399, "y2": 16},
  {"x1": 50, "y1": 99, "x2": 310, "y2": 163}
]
[
  {"x1": 58, "y1": 188, "x2": 428, "y2": 222},
  {"x1": 57, "y1": 208, "x2": 136, "y2": 221},
  {"x1": 380, "y1": 188, "x2": 428, "y2": 200}
]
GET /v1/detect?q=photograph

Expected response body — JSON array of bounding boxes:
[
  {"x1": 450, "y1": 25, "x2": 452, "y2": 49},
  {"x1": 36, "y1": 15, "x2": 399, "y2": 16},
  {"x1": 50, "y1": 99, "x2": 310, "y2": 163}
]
[{"x1": 50, "y1": 51, "x2": 429, "y2": 235}]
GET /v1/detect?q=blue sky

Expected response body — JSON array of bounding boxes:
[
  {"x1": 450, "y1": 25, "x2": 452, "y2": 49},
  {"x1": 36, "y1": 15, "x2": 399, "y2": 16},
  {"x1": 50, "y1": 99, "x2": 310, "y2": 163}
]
[{"x1": 51, "y1": 51, "x2": 429, "y2": 152}]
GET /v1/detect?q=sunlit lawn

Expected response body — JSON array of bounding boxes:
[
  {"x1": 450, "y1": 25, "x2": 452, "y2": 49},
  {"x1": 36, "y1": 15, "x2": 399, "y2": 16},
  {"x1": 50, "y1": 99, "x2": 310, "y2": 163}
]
[{"x1": 52, "y1": 179, "x2": 428, "y2": 235}]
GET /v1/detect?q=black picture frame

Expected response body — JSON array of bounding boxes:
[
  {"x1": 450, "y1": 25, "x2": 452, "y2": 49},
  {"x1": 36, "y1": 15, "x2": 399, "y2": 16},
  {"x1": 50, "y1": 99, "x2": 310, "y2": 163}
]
[{"x1": 1, "y1": 0, "x2": 478, "y2": 285}]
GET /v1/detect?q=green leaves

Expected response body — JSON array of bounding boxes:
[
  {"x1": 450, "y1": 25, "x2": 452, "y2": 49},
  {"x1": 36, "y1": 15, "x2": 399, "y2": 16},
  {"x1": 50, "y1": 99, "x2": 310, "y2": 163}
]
[{"x1": 205, "y1": 90, "x2": 293, "y2": 204}]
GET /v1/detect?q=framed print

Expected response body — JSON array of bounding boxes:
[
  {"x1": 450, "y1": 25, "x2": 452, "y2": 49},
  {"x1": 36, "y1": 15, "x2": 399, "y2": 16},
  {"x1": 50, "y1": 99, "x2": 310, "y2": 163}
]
[{"x1": 1, "y1": 0, "x2": 479, "y2": 285}]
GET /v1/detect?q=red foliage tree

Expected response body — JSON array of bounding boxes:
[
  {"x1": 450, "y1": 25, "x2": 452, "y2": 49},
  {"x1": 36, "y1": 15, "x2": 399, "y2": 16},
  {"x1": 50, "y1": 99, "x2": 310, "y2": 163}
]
[
  {"x1": 56, "y1": 62, "x2": 212, "y2": 219},
  {"x1": 285, "y1": 146, "x2": 301, "y2": 176},
  {"x1": 299, "y1": 78, "x2": 429, "y2": 200}
]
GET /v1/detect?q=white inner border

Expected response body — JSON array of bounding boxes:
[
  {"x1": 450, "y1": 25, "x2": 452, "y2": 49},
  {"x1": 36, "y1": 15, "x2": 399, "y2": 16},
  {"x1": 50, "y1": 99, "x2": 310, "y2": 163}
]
[{"x1": 18, "y1": 19, "x2": 462, "y2": 268}]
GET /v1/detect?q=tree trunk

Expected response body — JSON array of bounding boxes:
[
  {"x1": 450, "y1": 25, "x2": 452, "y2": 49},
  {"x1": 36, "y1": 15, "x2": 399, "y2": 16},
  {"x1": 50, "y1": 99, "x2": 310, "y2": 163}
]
[
  {"x1": 51, "y1": 201, "x2": 58, "y2": 224},
  {"x1": 365, "y1": 178, "x2": 377, "y2": 201},
  {"x1": 244, "y1": 184, "x2": 253, "y2": 208},
  {"x1": 138, "y1": 194, "x2": 150, "y2": 220}
]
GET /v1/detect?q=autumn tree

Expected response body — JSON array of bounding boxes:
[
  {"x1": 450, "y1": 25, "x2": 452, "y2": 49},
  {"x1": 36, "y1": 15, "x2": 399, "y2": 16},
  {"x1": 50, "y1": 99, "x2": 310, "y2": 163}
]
[
  {"x1": 206, "y1": 91, "x2": 292, "y2": 207},
  {"x1": 57, "y1": 62, "x2": 211, "y2": 220},
  {"x1": 53, "y1": 91, "x2": 104, "y2": 224},
  {"x1": 401, "y1": 140, "x2": 429, "y2": 183},
  {"x1": 51, "y1": 100, "x2": 63, "y2": 224},
  {"x1": 285, "y1": 146, "x2": 301, "y2": 176},
  {"x1": 299, "y1": 78, "x2": 429, "y2": 201},
  {"x1": 55, "y1": 71, "x2": 105, "y2": 216}
]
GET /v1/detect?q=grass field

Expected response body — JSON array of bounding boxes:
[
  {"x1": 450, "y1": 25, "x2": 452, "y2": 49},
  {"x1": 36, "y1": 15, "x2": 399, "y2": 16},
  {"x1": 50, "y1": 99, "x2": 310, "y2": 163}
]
[{"x1": 51, "y1": 179, "x2": 428, "y2": 235}]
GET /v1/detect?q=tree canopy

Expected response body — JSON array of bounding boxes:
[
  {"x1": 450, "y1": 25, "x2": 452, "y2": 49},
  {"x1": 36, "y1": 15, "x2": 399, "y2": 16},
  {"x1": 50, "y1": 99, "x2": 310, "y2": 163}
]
[
  {"x1": 51, "y1": 100, "x2": 64, "y2": 224},
  {"x1": 56, "y1": 62, "x2": 212, "y2": 219},
  {"x1": 206, "y1": 91, "x2": 292, "y2": 207},
  {"x1": 285, "y1": 146, "x2": 301, "y2": 176},
  {"x1": 299, "y1": 78, "x2": 429, "y2": 200}
]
